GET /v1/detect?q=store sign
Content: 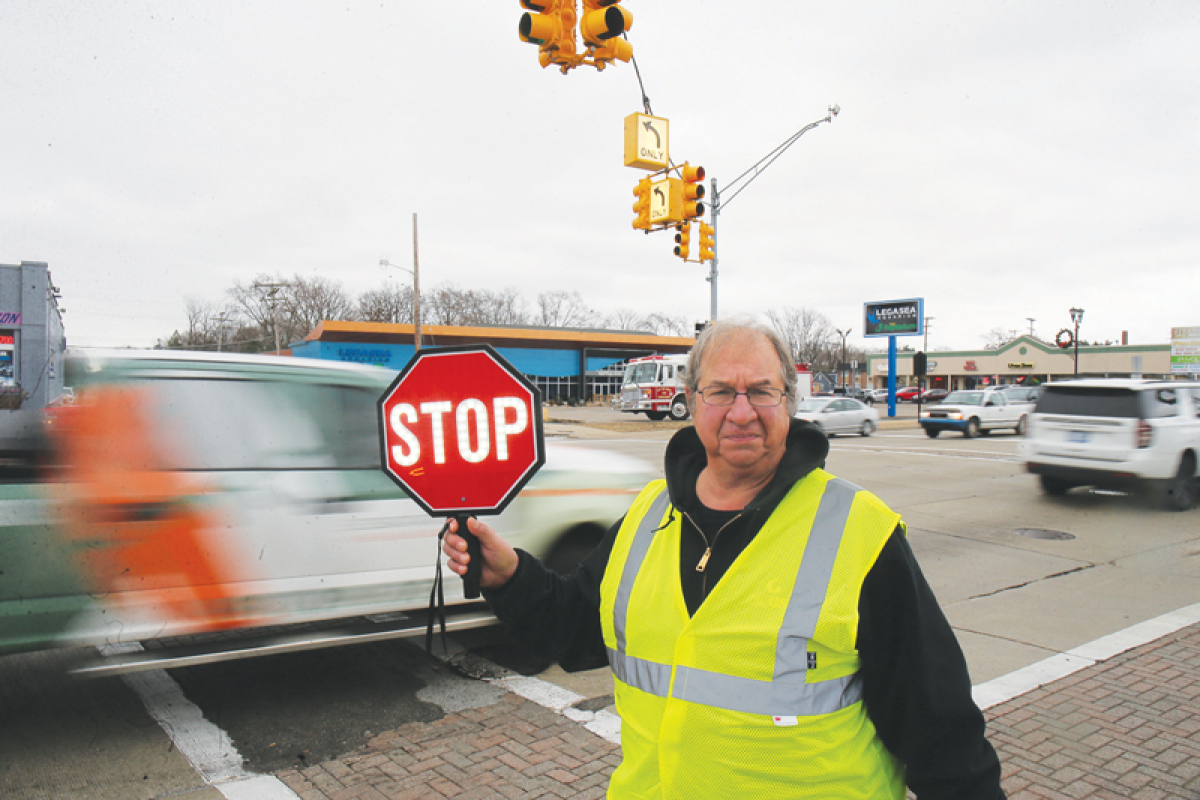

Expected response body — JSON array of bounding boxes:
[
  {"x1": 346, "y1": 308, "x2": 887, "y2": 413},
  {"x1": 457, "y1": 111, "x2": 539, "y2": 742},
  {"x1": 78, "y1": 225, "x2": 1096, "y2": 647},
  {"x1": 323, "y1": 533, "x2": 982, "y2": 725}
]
[
  {"x1": 1008, "y1": 362, "x2": 1034, "y2": 369},
  {"x1": 863, "y1": 298, "x2": 924, "y2": 338},
  {"x1": 0, "y1": 313, "x2": 20, "y2": 325},
  {"x1": 1170, "y1": 325, "x2": 1200, "y2": 375},
  {"x1": 964, "y1": 360, "x2": 978, "y2": 371}
]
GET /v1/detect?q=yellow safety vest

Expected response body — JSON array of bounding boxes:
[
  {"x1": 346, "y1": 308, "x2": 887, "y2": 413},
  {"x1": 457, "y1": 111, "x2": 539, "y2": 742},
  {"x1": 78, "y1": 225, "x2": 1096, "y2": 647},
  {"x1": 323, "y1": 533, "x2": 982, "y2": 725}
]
[{"x1": 599, "y1": 470, "x2": 906, "y2": 799}]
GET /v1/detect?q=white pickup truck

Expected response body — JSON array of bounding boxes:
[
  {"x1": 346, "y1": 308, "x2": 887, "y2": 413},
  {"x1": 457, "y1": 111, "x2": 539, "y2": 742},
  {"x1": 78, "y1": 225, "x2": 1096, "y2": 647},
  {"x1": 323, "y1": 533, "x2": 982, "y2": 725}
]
[{"x1": 919, "y1": 388, "x2": 1029, "y2": 438}]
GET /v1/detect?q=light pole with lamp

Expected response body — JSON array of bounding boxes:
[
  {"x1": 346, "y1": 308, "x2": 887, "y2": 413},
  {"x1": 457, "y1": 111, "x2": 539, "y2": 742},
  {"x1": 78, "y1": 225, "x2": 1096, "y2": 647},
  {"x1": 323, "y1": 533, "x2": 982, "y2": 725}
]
[
  {"x1": 836, "y1": 327, "x2": 851, "y2": 391},
  {"x1": 706, "y1": 105, "x2": 838, "y2": 322},
  {"x1": 1069, "y1": 307, "x2": 1084, "y2": 377},
  {"x1": 380, "y1": 214, "x2": 423, "y2": 353}
]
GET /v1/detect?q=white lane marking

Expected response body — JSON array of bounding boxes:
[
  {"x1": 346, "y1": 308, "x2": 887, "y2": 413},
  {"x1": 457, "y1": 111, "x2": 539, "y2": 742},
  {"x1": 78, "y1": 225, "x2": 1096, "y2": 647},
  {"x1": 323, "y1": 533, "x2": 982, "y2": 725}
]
[
  {"x1": 102, "y1": 643, "x2": 300, "y2": 800},
  {"x1": 972, "y1": 601, "x2": 1200, "y2": 710},
  {"x1": 422, "y1": 636, "x2": 622, "y2": 744}
]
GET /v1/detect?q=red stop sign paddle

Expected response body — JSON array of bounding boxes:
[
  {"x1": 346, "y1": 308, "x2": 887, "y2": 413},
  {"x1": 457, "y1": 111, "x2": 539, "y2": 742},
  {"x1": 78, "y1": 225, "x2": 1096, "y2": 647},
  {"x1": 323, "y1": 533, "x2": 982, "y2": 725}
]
[{"x1": 377, "y1": 345, "x2": 545, "y2": 597}]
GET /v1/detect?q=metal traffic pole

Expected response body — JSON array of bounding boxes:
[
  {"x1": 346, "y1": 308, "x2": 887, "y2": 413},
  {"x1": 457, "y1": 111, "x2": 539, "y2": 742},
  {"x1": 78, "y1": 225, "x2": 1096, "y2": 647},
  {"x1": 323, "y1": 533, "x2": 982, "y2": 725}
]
[{"x1": 702, "y1": 105, "x2": 839, "y2": 324}]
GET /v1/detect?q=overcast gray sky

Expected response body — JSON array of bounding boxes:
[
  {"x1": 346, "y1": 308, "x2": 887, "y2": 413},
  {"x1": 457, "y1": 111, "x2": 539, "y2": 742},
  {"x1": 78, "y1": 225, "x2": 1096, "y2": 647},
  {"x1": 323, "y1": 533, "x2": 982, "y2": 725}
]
[{"x1": 3, "y1": 1, "x2": 1197, "y2": 353}]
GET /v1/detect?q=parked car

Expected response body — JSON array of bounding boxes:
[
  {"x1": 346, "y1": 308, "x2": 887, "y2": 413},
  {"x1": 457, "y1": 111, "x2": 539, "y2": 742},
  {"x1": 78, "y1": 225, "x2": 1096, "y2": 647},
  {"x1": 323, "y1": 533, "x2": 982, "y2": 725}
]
[
  {"x1": 0, "y1": 350, "x2": 657, "y2": 658},
  {"x1": 919, "y1": 389, "x2": 949, "y2": 403},
  {"x1": 867, "y1": 388, "x2": 890, "y2": 403},
  {"x1": 895, "y1": 386, "x2": 922, "y2": 402},
  {"x1": 794, "y1": 397, "x2": 879, "y2": 437},
  {"x1": 1019, "y1": 379, "x2": 1200, "y2": 510}
]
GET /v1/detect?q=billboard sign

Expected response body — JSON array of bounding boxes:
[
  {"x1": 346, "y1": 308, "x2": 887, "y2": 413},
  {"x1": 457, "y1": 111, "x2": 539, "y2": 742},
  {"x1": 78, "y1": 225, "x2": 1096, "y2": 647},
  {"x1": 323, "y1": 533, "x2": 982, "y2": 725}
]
[
  {"x1": 864, "y1": 298, "x2": 924, "y2": 338},
  {"x1": 1170, "y1": 326, "x2": 1200, "y2": 375}
]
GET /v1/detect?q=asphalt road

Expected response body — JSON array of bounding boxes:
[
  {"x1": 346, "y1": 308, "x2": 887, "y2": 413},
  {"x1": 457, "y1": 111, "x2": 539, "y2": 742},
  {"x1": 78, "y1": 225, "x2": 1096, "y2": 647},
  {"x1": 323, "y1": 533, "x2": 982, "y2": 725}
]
[{"x1": 3, "y1": 411, "x2": 1197, "y2": 799}]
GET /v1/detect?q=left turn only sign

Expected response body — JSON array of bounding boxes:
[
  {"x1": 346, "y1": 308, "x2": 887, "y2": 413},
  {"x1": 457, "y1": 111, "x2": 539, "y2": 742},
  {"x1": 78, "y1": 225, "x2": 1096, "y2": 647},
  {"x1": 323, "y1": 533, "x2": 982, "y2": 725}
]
[{"x1": 377, "y1": 345, "x2": 545, "y2": 517}]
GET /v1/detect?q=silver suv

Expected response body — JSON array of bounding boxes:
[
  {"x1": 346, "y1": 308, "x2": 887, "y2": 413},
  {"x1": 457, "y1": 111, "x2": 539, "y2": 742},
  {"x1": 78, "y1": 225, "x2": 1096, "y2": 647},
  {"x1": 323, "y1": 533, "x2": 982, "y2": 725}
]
[{"x1": 1019, "y1": 379, "x2": 1200, "y2": 510}]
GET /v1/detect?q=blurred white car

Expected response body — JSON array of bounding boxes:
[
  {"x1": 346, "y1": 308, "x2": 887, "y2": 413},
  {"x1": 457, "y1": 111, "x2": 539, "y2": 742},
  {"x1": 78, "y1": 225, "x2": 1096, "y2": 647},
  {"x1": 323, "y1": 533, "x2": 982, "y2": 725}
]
[
  {"x1": 0, "y1": 350, "x2": 656, "y2": 658},
  {"x1": 794, "y1": 397, "x2": 879, "y2": 437}
]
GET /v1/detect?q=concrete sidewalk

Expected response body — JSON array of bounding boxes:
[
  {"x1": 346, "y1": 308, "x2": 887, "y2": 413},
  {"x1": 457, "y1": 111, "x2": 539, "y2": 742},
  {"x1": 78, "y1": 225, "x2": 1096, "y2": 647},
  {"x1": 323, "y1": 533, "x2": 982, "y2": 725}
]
[{"x1": 274, "y1": 620, "x2": 1200, "y2": 799}]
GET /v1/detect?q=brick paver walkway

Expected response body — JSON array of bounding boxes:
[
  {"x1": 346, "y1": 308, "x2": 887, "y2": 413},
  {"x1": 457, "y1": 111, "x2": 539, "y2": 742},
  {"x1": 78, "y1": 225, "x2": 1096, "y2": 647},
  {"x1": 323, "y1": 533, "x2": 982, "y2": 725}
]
[
  {"x1": 275, "y1": 623, "x2": 1200, "y2": 799},
  {"x1": 986, "y1": 621, "x2": 1200, "y2": 800}
]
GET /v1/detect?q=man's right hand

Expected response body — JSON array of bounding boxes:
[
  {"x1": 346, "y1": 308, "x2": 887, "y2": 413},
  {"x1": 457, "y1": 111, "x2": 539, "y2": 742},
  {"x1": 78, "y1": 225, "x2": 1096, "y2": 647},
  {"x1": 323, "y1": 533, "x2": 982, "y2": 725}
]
[{"x1": 442, "y1": 516, "x2": 520, "y2": 590}]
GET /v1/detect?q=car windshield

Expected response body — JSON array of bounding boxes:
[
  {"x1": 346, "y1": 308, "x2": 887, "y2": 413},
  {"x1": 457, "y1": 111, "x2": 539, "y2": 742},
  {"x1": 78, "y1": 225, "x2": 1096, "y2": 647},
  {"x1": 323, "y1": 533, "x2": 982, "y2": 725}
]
[
  {"x1": 797, "y1": 399, "x2": 827, "y2": 412},
  {"x1": 943, "y1": 391, "x2": 984, "y2": 405}
]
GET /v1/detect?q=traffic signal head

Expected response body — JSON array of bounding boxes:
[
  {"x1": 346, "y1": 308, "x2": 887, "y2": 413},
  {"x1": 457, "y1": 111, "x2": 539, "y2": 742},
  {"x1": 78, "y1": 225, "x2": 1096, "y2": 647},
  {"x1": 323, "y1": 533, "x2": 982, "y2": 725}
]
[
  {"x1": 698, "y1": 223, "x2": 715, "y2": 261},
  {"x1": 519, "y1": 0, "x2": 578, "y2": 70},
  {"x1": 632, "y1": 177, "x2": 651, "y2": 231},
  {"x1": 674, "y1": 222, "x2": 692, "y2": 260},
  {"x1": 680, "y1": 162, "x2": 706, "y2": 220},
  {"x1": 914, "y1": 351, "x2": 927, "y2": 377},
  {"x1": 581, "y1": 1, "x2": 632, "y2": 44}
]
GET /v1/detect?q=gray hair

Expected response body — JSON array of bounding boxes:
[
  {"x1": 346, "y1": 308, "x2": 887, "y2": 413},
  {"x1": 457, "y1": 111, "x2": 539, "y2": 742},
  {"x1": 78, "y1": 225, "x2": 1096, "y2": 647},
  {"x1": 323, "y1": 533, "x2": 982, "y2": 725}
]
[{"x1": 687, "y1": 316, "x2": 799, "y2": 414}]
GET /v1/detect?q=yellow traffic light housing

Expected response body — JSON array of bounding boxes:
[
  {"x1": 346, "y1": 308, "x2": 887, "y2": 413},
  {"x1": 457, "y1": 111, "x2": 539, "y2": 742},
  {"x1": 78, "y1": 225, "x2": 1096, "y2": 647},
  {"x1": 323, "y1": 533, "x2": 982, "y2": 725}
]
[
  {"x1": 581, "y1": 1, "x2": 632, "y2": 68},
  {"x1": 698, "y1": 223, "x2": 715, "y2": 262},
  {"x1": 519, "y1": 0, "x2": 578, "y2": 71},
  {"x1": 632, "y1": 177, "x2": 651, "y2": 231},
  {"x1": 680, "y1": 162, "x2": 706, "y2": 221},
  {"x1": 674, "y1": 222, "x2": 692, "y2": 260}
]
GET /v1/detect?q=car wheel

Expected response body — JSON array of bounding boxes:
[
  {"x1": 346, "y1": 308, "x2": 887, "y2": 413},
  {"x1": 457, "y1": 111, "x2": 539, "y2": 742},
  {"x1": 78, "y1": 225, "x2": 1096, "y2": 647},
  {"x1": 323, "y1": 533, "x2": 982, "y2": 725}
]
[
  {"x1": 668, "y1": 396, "x2": 690, "y2": 421},
  {"x1": 646, "y1": 411, "x2": 667, "y2": 421},
  {"x1": 964, "y1": 418, "x2": 980, "y2": 438},
  {"x1": 860, "y1": 420, "x2": 875, "y2": 437},
  {"x1": 1039, "y1": 475, "x2": 1073, "y2": 496},
  {"x1": 1157, "y1": 453, "x2": 1198, "y2": 512},
  {"x1": 1015, "y1": 415, "x2": 1027, "y2": 436},
  {"x1": 924, "y1": 428, "x2": 940, "y2": 438}
]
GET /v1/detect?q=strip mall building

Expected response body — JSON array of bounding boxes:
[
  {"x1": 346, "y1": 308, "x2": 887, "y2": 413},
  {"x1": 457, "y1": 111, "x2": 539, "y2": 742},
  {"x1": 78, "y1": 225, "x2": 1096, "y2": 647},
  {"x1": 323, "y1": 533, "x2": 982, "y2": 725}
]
[
  {"x1": 865, "y1": 335, "x2": 1174, "y2": 390},
  {"x1": 293, "y1": 320, "x2": 694, "y2": 403}
]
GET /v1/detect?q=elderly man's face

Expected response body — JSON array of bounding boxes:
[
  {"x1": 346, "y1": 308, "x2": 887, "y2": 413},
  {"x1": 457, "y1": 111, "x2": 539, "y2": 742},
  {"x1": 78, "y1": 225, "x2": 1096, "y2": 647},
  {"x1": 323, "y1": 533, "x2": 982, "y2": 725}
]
[{"x1": 688, "y1": 332, "x2": 791, "y2": 477}]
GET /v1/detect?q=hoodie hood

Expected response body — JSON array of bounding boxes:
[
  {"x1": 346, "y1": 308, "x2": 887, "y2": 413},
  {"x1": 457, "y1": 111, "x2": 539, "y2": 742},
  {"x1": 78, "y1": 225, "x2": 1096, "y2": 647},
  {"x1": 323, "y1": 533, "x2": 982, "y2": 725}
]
[{"x1": 663, "y1": 417, "x2": 830, "y2": 514}]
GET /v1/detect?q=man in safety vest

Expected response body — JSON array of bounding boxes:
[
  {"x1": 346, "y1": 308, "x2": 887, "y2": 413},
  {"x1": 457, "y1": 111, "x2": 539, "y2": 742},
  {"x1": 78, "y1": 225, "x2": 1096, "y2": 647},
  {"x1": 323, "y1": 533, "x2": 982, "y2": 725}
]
[{"x1": 444, "y1": 317, "x2": 1006, "y2": 799}]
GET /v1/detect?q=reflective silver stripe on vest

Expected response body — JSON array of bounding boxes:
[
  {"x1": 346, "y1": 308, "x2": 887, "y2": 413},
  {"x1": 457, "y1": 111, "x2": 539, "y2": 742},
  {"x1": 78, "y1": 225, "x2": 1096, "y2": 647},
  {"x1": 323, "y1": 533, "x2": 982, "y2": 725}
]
[
  {"x1": 776, "y1": 477, "x2": 861, "y2": 678},
  {"x1": 613, "y1": 488, "x2": 673, "y2": 654},
  {"x1": 611, "y1": 477, "x2": 867, "y2": 717},
  {"x1": 609, "y1": 649, "x2": 673, "y2": 698}
]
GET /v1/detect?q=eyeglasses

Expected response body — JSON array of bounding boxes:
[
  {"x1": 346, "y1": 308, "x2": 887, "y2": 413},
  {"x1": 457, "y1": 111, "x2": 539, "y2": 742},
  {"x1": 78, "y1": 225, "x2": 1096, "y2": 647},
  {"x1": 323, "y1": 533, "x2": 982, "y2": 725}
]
[{"x1": 697, "y1": 386, "x2": 787, "y2": 407}]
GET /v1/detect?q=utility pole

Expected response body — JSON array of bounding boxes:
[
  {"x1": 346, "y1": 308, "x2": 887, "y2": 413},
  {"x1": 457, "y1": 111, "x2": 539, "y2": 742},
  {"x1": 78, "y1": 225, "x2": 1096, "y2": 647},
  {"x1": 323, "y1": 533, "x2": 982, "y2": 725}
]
[
  {"x1": 704, "y1": 105, "x2": 838, "y2": 323},
  {"x1": 253, "y1": 282, "x2": 288, "y2": 354}
]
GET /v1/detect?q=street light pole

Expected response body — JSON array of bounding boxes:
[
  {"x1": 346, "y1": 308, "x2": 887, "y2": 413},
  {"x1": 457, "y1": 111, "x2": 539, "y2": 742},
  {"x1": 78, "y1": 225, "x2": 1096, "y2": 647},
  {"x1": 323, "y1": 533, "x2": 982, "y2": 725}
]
[
  {"x1": 704, "y1": 105, "x2": 838, "y2": 323},
  {"x1": 836, "y1": 327, "x2": 851, "y2": 391},
  {"x1": 381, "y1": 213, "x2": 423, "y2": 353},
  {"x1": 1070, "y1": 307, "x2": 1084, "y2": 377}
]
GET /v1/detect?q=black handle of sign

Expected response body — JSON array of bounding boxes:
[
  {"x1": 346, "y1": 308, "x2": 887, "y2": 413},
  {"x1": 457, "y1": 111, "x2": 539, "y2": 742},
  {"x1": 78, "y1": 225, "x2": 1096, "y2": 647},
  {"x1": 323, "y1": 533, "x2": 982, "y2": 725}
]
[{"x1": 456, "y1": 514, "x2": 482, "y2": 599}]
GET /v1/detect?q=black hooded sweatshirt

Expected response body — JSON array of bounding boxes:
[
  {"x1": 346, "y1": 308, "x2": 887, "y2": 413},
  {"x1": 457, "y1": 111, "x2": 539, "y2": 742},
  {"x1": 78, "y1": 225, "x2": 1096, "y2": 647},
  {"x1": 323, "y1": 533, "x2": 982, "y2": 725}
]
[{"x1": 485, "y1": 419, "x2": 1005, "y2": 800}]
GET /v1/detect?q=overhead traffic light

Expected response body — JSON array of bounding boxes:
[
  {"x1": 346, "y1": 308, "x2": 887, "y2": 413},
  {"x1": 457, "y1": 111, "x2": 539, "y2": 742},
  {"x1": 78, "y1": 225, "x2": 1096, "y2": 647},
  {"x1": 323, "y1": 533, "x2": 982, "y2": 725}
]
[
  {"x1": 673, "y1": 222, "x2": 692, "y2": 260},
  {"x1": 698, "y1": 223, "x2": 715, "y2": 261},
  {"x1": 581, "y1": 0, "x2": 632, "y2": 67},
  {"x1": 632, "y1": 177, "x2": 651, "y2": 231},
  {"x1": 519, "y1": 0, "x2": 577, "y2": 70},
  {"x1": 680, "y1": 162, "x2": 706, "y2": 220}
]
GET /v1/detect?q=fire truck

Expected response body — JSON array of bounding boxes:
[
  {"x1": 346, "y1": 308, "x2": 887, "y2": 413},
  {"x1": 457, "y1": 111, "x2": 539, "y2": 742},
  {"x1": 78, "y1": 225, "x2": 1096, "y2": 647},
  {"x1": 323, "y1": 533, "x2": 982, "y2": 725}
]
[
  {"x1": 616, "y1": 355, "x2": 814, "y2": 421},
  {"x1": 616, "y1": 354, "x2": 690, "y2": 421}
]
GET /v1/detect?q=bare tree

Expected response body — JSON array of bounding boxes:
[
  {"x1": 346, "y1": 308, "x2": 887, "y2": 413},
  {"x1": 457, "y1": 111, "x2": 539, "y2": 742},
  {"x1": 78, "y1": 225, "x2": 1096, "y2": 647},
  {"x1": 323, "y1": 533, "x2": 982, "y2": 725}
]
[
  {"x1": 980, "y1": 326, "x2": 1014, "y2": 350},
  {"x1": 606, "y1": 308, "x2": 650, "y2": 332},
  {"x1": 536, "y1": 290, "x2": 598, "y2": 329},
  {"x1": 285, "y1": 275, "x2": 354, "y2": 342},
  {"x1": 644, "y1": 312, "x2": 693, "y2": 338},
  {"x1": 766, "y1": 307, "x2": 838, "y2": 369},
  {"x1": 358, "y1": 284, "x2": 415, "y2": 324}
]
